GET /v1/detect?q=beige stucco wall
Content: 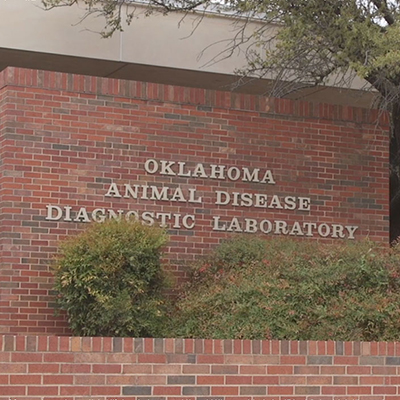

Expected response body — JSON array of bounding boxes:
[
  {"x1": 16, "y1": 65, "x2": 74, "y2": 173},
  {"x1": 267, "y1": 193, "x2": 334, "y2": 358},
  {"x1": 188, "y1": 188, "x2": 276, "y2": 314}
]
[
  {"x1": 0, "y1": 0, "x2": 256, "y2": 75},
  {"x1": 0, "y1": 0, "x2": 375, "y2": 106}
]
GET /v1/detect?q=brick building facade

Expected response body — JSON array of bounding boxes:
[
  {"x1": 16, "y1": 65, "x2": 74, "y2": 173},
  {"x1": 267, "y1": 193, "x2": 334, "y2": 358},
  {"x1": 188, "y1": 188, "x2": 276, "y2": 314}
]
[{"x1": 0, "y1": 67, "x2": 390, "y2": 335}]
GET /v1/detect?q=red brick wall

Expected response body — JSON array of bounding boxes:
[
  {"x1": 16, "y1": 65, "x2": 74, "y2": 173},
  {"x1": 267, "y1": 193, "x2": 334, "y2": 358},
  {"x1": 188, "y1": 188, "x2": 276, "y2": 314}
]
[
  {"x1": 1, "y1": 335, "x2": 399, "y2": 400},
  {"x1": 0, "y1": 67, "x2": 390, "y2": 335}
]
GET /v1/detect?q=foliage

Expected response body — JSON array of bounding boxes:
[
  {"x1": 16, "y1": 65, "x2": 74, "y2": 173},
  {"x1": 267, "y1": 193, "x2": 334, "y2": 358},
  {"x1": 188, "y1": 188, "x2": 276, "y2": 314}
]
[
  {"x1": 53, "y1": 219, "x2": 169, "y2": 337},
  {"x1": 170, "y1": 236, "x2": 400, "y2": 341}
]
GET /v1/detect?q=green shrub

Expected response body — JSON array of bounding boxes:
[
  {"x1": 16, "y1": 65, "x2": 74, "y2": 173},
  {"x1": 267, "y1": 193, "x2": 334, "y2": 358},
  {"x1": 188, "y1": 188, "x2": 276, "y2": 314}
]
[
  {"x1": 53, "y1": 219, "x2": 169, "y2": 337},
  {"x1": 171, "y1": 237, "x2": 400, "y2": 341}
]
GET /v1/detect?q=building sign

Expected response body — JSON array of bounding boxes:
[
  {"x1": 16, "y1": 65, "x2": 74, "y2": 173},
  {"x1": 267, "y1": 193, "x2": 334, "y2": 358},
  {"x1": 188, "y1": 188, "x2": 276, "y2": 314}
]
[{"x1": 45, "y1": 159, "x2": 358, "y2": 239}]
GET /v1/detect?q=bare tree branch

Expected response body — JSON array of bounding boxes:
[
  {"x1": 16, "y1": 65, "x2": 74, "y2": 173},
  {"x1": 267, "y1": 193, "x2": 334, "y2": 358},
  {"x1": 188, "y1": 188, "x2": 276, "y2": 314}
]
[{"x1": 371, "y1": 0, "x2": 396, "y2": 25}]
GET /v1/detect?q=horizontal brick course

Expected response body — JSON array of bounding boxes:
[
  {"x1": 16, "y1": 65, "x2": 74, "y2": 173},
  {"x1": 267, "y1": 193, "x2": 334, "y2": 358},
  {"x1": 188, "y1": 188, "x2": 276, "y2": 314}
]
[{"x1": 1, "y1": 335, "x2": 399, "y2": 400}]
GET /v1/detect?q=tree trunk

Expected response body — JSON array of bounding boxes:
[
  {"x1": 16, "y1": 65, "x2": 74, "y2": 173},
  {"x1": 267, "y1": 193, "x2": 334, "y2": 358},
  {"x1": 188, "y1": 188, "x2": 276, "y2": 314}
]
[{"x1": 390, "y1": 101, "x2": 400, "y2": 242}]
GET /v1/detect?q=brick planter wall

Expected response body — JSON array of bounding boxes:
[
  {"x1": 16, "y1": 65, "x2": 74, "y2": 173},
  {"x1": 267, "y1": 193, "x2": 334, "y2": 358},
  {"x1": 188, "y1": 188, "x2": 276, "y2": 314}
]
[
  {"x1": 1, "y1": 335, "x2": 399, "y2": 400},
  {"x1": 0, "y1": 67, "x2": 390, "y2": 335}
]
